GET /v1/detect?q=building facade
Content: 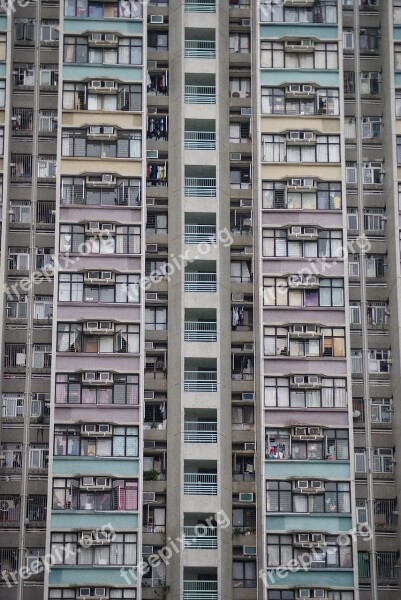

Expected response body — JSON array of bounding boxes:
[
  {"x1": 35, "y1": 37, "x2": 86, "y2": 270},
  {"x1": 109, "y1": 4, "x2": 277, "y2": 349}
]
[{"x1": 0, "y1": 1, "x2": 400, "y2": 600}]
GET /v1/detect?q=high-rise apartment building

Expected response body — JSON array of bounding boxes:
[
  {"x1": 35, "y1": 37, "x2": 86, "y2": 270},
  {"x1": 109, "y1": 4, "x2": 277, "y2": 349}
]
[{"x1": 0, "y1": 1, "x2": 400, "y2": 600}]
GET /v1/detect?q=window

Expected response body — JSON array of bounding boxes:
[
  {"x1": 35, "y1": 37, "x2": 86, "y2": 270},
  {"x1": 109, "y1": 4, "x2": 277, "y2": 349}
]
[
  {"x1": 260, "y1": 0, "x2": 337, "y2": 23},
  {"x1": 261, "y1": 87, "x2": 339, "y2": 116},
  {"x1": 266, "y1": 428, "x2": 349, "y2": 461},
  {"x1": 148, "y1": 31, "x2": 168, "y2": 51},
  {"x1": 362, "y1": 117, "x2": 382, "y2": 139},
  {"x1": 233, "y1": 561, "x2": 256, "y2": 587},
  {"x1": 65, "y1": 0, "x2": 142, "y2": 18},
  {"x1": 55, "y1": 373, "x2": 139, "y2": 405},
  {"x1": 232, "y1": 405, "x2": 254, "y2": 429},
  {"x1": 262, "y1": 134, "x2": 340, "y2": 163},
  {"x1": 232, "y1": 508, "x2": 256, "y2": 531},
  {"x1": 368, "y1": 349, "x2": 390, "y2": 373},
  {"x1": 62, "y1": 130, "x2": 142, "y2": 158},
  {"x1": 267, "y1": 534, "x2": 352, "y2": 568},
  {"x1": 371, "y1": 399, "x2": 392, "y2": 423},
  {"x1": 350, "y1": 302, "x2": 361, "y2": 324},
  {"x1": 145, "y1": 307, "x2": 167, "y2": 330},
  {"x1": 364, "y1": 208, "x2": 384, "y2": 230},
  {"x1": 367, "y1": 302, "x2": 388, "y2": 325},
  {"x1": 344, "y1": 71, "x2": 355, "y2": 93},
  {"x1": 59, "y1": 225, "x2": 141, "y2": 255},
  {"x1": 360, "y1": 28, "x2": 379, "y2": 50},
  {"x1": 373, "y1": 448, "x2": 393, "y2": 473},
  {"x1": 229, "y1": 77, "x2": 251, "y2": 96},
  {"x1": 346, "y1": 162, "x2": 357, "y2": 183},
  {"x1": 351, "y1": 350, "x2": 363, "y2": 373},
  {"x1": 41, "y1": 20, "x2": 59, "y2": 42},
  {"x1": 347, "y1": 208, "x2": 358, "y2": 230},
  {"x1": 262, "y1": 229, "x2": 342, "y2": 258},
  {"x1": 262, "y1": 181, "x2": 341, "y2": 211},
  {"x1": 363, "y1": 162, "x2": 383, "y2": 184},
  {"x1": 60, "y1": 176, "x2": 141, "y2": 207},
  {"x1": 365, "y1": 255, "x2": 385, "y2": 278},
  {"x1": 263, "y1": 277, "x2": 344, "y2": 307},
  {"x1": 36, "y1": 248, "x2": 54, "y2": 269},
  {"x1": 56, "y1": 323, "x2": 140, "y2": 354},
  {"x1": 343, "y1": 29, "x2": 354, "y2": 50},
  {"x1": 360, "y1": 72, "x2": 380, "y2": 95},
  {"x1": 264, "y1": 377, "x2": 347, "y2": 409},
  {"x1": 266, "y1": 481, "x2": 351, "y2": 513},
  {"x1": 50, "y1": 591, "x2": 136, "y2": 599},
  {"x1": 51, "y1": 532, "x2": 137, "y2": 565},
  {"x1": 348, "y1": 255, "x2": 360, "y2": 277},
  {"x1": 263, "y1": 326, "x2": 345, "y2": 358},
  {"x1": 229, "y1": 33, "x2": 250, "y2": 53},
  {"x1": 58, "y1": 273, "x2": 140, "y2": 304},
  {"x1": 260, "y1": 41, "x2": 338, "y2": 70},
  {"x1": 231, "y1": 261, "x2": 252, "y2": 283},
  {"x1": 54, "y1": 425, "x2": 139, "y2": 457},
  {"x1": 64, "y1": 36, "x2": 143, "y2": 65}
]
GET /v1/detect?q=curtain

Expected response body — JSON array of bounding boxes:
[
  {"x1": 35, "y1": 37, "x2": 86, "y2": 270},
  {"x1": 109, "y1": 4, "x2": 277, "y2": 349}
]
[{"x1": 293, "y1": 495, "x2": 308, "y2": 512}]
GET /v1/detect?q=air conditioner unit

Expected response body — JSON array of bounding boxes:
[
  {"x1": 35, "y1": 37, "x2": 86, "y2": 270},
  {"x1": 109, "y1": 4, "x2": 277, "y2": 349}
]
[
  {"x1": 145, "y1": 342, "x2": 154, "y2": 350},
  {"x1": 303, "y1": 178, "x2": 315, "y2": 188},
  {"x1": 289, "y1": 178, "x2": 303, "y2": 187},
  {"x1": 296, "y1": 480, "x2": 309, "y2": 490},
  {"x1": 99, "y1": 372, "x2": 112, "y2": 382},
  {"x1": 147, "y1": 150, "x2": 159, "y2": 159},
  {"x1": 93, "y1": 589, "x2": 108, "y2": 599},
  {"x1": 303, "y1": 132, "x2": 315, "y2": 142},
  {"x1": 239, "y1": 493, "x2": 254, "y2": 503},
  {"x1": 308, "y1": 375, "x2": 320, "y2": 385},
  {"x1": 241, "y1": 107, "x2": 252, "y2": 116},
  {"x1": 308, "y1": 427, "x2": 322, "y2": 436},
  {"x1": 289, "y1": 131, "x2": 301, "y2": 140},
  {"x1": 243, "y1": 546, "x2": 257, "y2": 555},
  {"x1": 294, "y1": 427, "x2": 308, "y2": 436},
  {"x1": 146, "y1": 244, "x2": 158, "y2": 253},
  {"x1": 81, "y1": 477, "x2": 94, "y2": 487},
  {"x1": 146, "y1": 293, "x2": 158, "y2": 300},
  {"x1": 78, "y1": 589, "x2": 92, "y2": 598},
  {"x1": 143, "y1": 492, "x2": 156, "y2": 502},
  {"x1": 243, "y1": 343, "x2": 254, "y2": 351},
  {"x1": 242, "y1": 392, "x2": 254, "y2": 401},
  {"x1": 150, "y1": 15, "x2": 164, "y2": 23},
  {"x1": 100, "y1": 223, "x2": 114, "y2": 233},
  {"x1": 148, "y1": 60, "x2": 158, "y2": 69},
  {"x1": 90, "y1": 33, "x2": 102, "y2": 42},
  {"x1": 295, "y1": 533, "x2": 310, "y2": 542},
  {"x1": 297, "y1": 591, "x2": 312, "y2": 600},
  {"x1": 89, "y1": 80, "x2": 102, "y2": 89},
  {"x1": 104, "y1": 34, "x2": 117, "y2": 43},
  {"x1": 230, "y1": 152, "x2": 242, "y2": 161},
  {"x1": 244, "y1": 443, "x2": 255, "y2": 451},
  {"x1": 290, "y1": 226, "x2": 302, "y2": 235},
  {"x1": 240, "y1": 199, "x2": 253, "y2": 207},
  {"x1": 231, "y1": 91, "x2": 240, "y2": 98},
  {"x1": 301, "y1": 39, "x2": 314, "y2": 47},
  {"x1": 101, "y1": 271, "x2": 113, "y2": 280},
  {"x1": 311, "y1": 534, "x2": 324, "y2": 544},
  {"x1": 86, "y1": 221, "x2": 100, "y2": 233},
  {"x1": 241, "y1": 19, "x2": 251, "y2": 26},
  {"x1": 95, "y1": 477, "x2": 111, "y2": 488},
  {"x1": 84, "y1": 372, "x2": 96, "y2": 382},
  {"x1": 303, "y1": 84, "x2": 314, "y2": 93},
  {"x1": 232, "y1": 293, "x2": 244, "y2": 302},
  {"x1": 143, "y1": 545, "x2": 154, "y2": 554},
  {"x1": 312, "y1": 591, "x2": 326, "y2": 599},
  {"x1": 146, "y1": 198, "x2": 156, "y2": 206},
  {"x1": 144, "y1": 391, "x2": 155, "y2": 400},
  {"x1": 82, "y1": 424, "x2": 96, "y2": 434}
]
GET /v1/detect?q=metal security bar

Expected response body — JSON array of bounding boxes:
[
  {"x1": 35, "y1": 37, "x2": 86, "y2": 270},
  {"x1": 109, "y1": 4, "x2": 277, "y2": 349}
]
[
  {"x1": 184, "y1": 85, "x2": 216, "y2": 104},
  {"x1": 184, "y1": 371, "x2": 217, "y2": 391},
  {"x1": 184, "y1": 473, "x2": 217, "y2": 495},
  {"x1": 184, "y1": 273, "x2": 217, "y2": 292},
  {"x1": 184, "y1": 322, "x2": 217, "y2": 342}
]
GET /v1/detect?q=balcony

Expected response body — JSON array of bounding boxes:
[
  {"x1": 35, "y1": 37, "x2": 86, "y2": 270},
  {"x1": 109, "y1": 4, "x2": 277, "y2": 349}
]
[
  {"x1": 0, "y1": 448, "x2": 22, "y2": 469},
  {"x1": 185, "y1": 131, "x2": 216, "y2": 150},
  {"x1": 184, "y1": 421, "x2": 218, "y2": 443},
  {"x1": 183, "y1": 580, "x2": 218, "y2": 600},
  {"x1": 184, "y1": 273, "x2": 217, "y2": 292},
  {"x1": 184, "y1": 473, "x2": 217, "y2": 495},
  {"x1": 185, "y1": 178, "x2": 216, "y2": 197},
  {"x1": 185, "y1": 85, "x2": 216, "y2": 104},
  {"x1": 185, "y1": 40, "x2": 216, "y2": 59},
  {"x1": 184, "y1": 371, "x2": 217, "y2": 392},
  {"x1": 184, "y1": 321, "x2": 217, "y2": 342},
  {"x1": 184, "y1": 526, "x2": 217, "y2": 549},
  {"x1": 0, "y1": 496, "x2": 20, "y2": 524},
  {"x1": 185, "y1": 224, "x2": 217, "y2": 244},
  {"x1": 185, "y1": 0, "x2": 216, "y2": 12}
]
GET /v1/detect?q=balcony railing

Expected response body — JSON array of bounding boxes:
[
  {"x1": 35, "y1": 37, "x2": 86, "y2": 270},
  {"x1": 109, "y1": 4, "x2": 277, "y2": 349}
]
[
  {"x1": 184, "y1": 321, "x2": 217, "y2": 342},
  {"x1": 185, "y1": 0, "x2": 216, "y2": 12},
  {"x1": 0, "y1": 496, "x2": 20, "y2": 522},
  {"x1": 183, "y1": 526, "x2": 217, "y2": 548},
  {"x1": 185, "y1": 85, "x2": 216, "y2": 104},
  {"x1": 37, "y1": 201, "x2": 55, "y2": 224},
  {"x1": 184, "y1": 421, "x2": 218, "y2": 443},
  {"x1": 184, "y1": 371, "x2": 217, "y2": 392},
  {"x1": 4, "y1": 345, "x2": 26, "y2": 368},
  {"x1": 184, "y1": 131, "x2": 216, "y2": 150},
  {"x1": 183, "y1": 580, "x2": 218, "y2": 600},
  {"x1": 184, "y1": 473, "x2": 217, "y2": 495},
  {"x1": 12, "y1": 108, "x2": 33, "y2": 131},
  {"x1": 27, "y1": 495, "x2": 47, "y2": 522},
  {"x1": 185, "y1": 40, "x2": 216, "y2": 58},
  {"x1": 184, "y1": 273, "x2": 217, "y2": 292},
  {"x1": 185, "y1": 225, "x2": 217, "y2": 244},
  {"x1": 185, "y1": 178, "x2": 216, "y2": 197}
]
